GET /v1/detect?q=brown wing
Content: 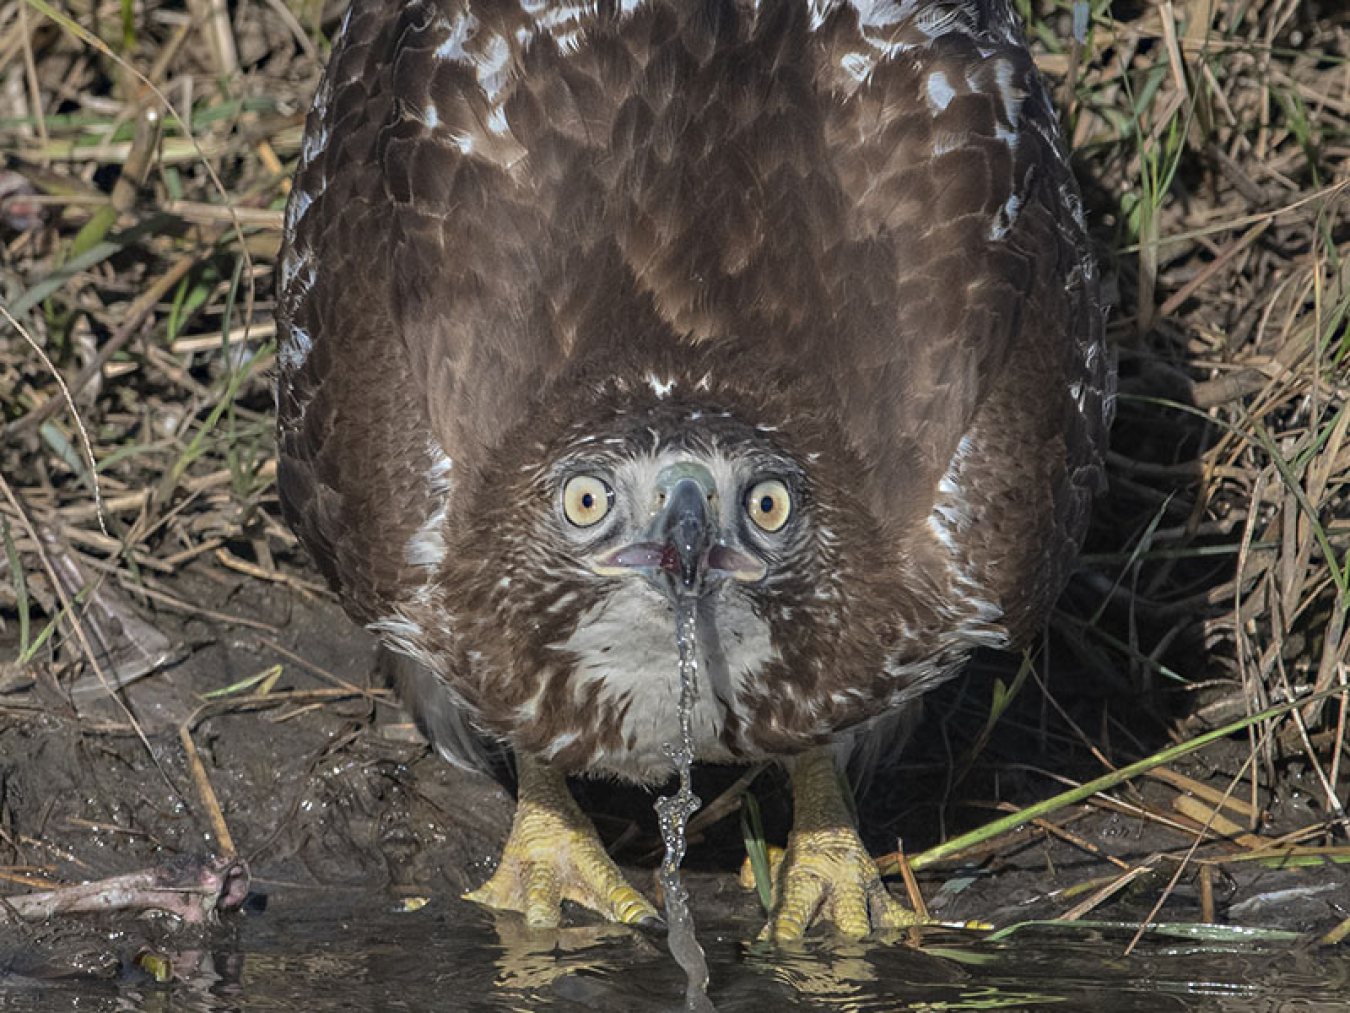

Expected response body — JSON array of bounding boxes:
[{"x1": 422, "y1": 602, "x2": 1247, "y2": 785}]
[
  {"x1": 807, "y1": 2, "x2": 1112, "y2": 637},
  {"x1": 275, "y1": 0, "x2": 549, "y2": 622}
]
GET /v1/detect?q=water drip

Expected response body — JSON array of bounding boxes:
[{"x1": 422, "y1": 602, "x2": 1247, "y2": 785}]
[{"x1": 654, "y1": 599, "x2": 716, "y2": 1013}]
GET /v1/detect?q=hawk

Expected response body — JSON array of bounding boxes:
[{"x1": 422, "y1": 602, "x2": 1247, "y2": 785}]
[{"x1": 276, "y1": 0, "x2": 1111, "y2": 939}]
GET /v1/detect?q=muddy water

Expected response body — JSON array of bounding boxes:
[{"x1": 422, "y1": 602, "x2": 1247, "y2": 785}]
[{"x1": 4, "y1": 891, "x2": 1349, "y2": 1011}]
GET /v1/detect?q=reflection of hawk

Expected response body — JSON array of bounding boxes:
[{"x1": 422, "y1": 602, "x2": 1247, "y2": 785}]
[{"x1": 276, "y1": 0, "x2": 1110, "y2": 938}]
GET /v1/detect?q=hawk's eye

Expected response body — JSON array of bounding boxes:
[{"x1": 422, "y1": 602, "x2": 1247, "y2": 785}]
[
  {"x1": 562, "y1": 475, "x2": 613, "y2": 528},
  {"x1": 745, "y1": 479, "x2": 791, "y2": 533}
]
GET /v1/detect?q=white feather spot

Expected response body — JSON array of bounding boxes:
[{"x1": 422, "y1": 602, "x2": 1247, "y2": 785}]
[
  {"x1": 926, "y1": 71, "x2": 956, "y2": 111},
  {"x1": 987, "y1": 192, "x2": 1021, "y2": 241},
  {"x1": 647, "y1": 374, "x2": 676, "y2": 398},
  {"x1": 926, "y1": 514, "x2": 958, "y2": 552},
  {"x1": 485, "y1": 105, "x2": 510, "y2": 136},
  {"x1": 475, "y1": 35, "x2": 511, "y2": 102},
  {"x1": 546, "y1": 590, "x2": 580, "y2": 614},
  {"x1": 841, "y1": 51, "x2": 875, "y2": 84},
  {"x1": 993, "y1": 59, "x2": 1023, "y2": 126},
  {"x1": 544, "y1": 730, "x2": 581, "y2": 758},
  {"x1": 284, "y1": 188, "x2": 313, "y2": 234},
  {"x1": 404, "y1": 448, "x2": 454, "y2": 568},
  {"x1": 434, "y1": 13, "x2": 475, "y2": 63},
  {"x1": 280, "y1": 324, "x2": 312, "y2": 371},
  {"x1": 279, "y1": 250, "x2": 315, "y2": 298},
  {"x1": 301, "y1": 123, "x2": 329, "y2": 165},
  {"x1": 367, "y1": 613, "x2": 434, "y2": 671}
]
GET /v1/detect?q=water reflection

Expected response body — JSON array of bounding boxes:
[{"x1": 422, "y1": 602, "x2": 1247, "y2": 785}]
[
  {"x1": 4, "y1": 894, "x2": 1350, "y2": 1011},
  {"x1": 736, "y1": 933, "x2": 1074, "y2": 1012},
  {"x1": 485, "y1": 914, "x2": 663, "y2": 995},
  {"x1": 745, "y1": 938, "x2": 884, "y2": 1007}
]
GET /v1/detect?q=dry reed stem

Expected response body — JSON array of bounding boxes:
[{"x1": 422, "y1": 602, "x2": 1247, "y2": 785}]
[{"x1": 178, "y1": 720, "x2": 236, "y2": 858}]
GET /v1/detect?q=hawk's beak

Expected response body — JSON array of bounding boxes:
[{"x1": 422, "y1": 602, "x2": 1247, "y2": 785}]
[
  {"x1": 658, "y1": 475, "x2": 712, "y2": 596},
  {"x1": 591, "y1": 462, "x2": 767, "y2": 591}
]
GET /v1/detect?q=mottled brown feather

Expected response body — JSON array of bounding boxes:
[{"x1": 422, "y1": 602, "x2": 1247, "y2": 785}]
[{"x1": 277, "y1": 0, "x2": 1111, "y2": 777}]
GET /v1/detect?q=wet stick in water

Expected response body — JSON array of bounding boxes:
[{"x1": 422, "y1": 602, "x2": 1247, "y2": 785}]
[{"x1": 655, "y1": 600, "x2": 715, "y2": 1013}]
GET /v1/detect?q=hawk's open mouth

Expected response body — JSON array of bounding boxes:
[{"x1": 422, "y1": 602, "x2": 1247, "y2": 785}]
[{"x1": 590, "y1": 464, "x2": 766, "y2": 593}]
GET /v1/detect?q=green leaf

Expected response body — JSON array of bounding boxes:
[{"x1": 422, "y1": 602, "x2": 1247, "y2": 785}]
[{"x1": 740, "y1": 790, "x2": 773, "y2": 915}]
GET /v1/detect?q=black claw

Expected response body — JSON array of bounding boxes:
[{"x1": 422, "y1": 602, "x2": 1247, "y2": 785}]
[{"x1": 635, "y1": 912, "x2": 667, "y2": 934}]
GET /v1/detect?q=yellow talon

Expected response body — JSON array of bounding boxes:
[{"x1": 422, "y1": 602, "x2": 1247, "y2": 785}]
[
  {"x1": 761, "y1": 748, "x2": 924, "y2": 942},
  {"x1": 464, "y1": 753, "x2": 659, "y2": 928}
]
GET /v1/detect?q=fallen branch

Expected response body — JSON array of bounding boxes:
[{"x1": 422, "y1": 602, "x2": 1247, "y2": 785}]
[{"x1": 0, "y1": 855, "x2": 248, "y2": 925}]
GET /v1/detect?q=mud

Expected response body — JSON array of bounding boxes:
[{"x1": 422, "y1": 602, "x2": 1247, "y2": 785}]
[{"x1": 0, "y1": 567, "x2": 512, "y2": 972}]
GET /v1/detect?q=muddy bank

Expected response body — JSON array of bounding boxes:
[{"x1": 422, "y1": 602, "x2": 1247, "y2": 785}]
[{"x1": 0, "y1": 565, "x2": 509, "y2": 975}]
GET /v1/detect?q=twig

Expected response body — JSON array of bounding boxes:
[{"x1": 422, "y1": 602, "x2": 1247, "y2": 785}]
[
  {"x1": 0, "y1": 469, "x2": 172, "y2": 791},
  {"x1": 6, "y1": 243, "x2": 212, "y2": 438},
  {"x1": 178, "y1": 722, "x2": 236, "y2": 857},
  {"x1": 901, "y1": 685, "x2": 1349, "y2": 873},
  {"x1": 0, "y1": 855, "x2": 247, "y2": 924}
]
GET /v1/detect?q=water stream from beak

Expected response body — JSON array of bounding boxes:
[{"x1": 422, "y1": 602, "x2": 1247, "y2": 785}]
[{"x1": 655, "y1": 599, "x2": 716, "y2": 1013}]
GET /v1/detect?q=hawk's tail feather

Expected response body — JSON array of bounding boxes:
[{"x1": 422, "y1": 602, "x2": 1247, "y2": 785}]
[{"x1": 378, "y1": 648, "x2": 510, "y2": 779}]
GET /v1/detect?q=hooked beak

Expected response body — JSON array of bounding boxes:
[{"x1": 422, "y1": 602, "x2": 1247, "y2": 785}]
[
  {"x1": 592, "y1": 463, "x2": 766, "y2": 595},
  {"x1": 659, "y1": 475, "x2": 712, "y2": 595}
]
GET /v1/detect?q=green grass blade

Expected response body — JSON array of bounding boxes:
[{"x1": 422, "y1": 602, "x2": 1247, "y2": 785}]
[
  {"x1": 740, "y1": 790, "x2": 773, "y2": 915},
  {"x1": 904, "y1": 683, "x2": 1350, "y2": 873}
]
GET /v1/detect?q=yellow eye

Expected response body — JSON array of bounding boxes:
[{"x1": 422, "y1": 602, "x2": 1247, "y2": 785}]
[
  {"x1": 745, "y1": 479, "x2": 791, "y2": 533},
  {"x1": 562, "y1": 475, "x2": 613, "y2": 528}
]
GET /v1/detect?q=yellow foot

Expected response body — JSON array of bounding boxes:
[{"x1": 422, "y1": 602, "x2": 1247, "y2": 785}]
[
  {"x1": 738, "y1": 845, "x2": 786, "y2": 892},
  {"x1": 757, "y1": 748, "x2": 923, "y2": 942},
  {"x1": 464, "y1": 753, "x2": 659, "y2": 929},
  {"x1": 761, "y1": 824, "x2": 919, "y2": 941}
]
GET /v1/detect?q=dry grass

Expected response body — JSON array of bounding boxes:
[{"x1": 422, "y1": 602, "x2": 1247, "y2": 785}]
[
  {"x1": 0, "y1": 0, "x2": 1347, "y2": 932},
  {"x1": 1050, "y1": 0, "x2": 1349, "y2": 805}
]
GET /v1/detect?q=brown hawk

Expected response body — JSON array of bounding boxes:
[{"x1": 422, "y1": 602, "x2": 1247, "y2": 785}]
[{"x1": 276, "y1": 0, "x2": 1112, "y2": 939}]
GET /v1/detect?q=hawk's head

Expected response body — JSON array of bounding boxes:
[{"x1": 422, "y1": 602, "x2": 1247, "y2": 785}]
[{"x1": 433, "y1": 367, "x2": 916, "y2": 782}]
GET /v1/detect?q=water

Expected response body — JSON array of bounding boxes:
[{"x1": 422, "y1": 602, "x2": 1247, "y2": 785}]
[
  {"x1": 8, "y1": 900, "x2": 1350, "y2": 1011},
  {"x1": 653, "y1": 599, "x2": 715, "y2": 1012}
]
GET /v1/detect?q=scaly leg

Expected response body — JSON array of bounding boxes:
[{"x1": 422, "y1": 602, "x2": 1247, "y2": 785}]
[
  {"x1": 464, "y1": 752, "x2": 659, "y2": 928},
  {"x1": 762, "y1": 747, "x2": 920, "y2": 941}
]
